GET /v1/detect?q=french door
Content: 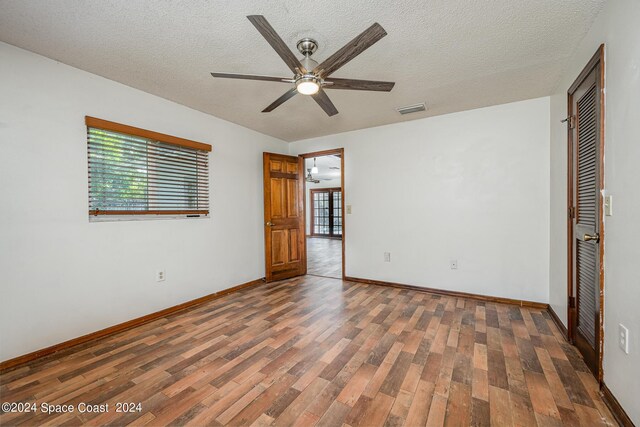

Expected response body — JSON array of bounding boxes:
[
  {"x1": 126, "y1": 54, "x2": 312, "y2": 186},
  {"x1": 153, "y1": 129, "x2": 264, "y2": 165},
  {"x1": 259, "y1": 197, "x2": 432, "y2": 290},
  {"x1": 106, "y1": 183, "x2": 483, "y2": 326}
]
[{"x1": 310, "y1": 188, "x2": 342, "y2": 238}]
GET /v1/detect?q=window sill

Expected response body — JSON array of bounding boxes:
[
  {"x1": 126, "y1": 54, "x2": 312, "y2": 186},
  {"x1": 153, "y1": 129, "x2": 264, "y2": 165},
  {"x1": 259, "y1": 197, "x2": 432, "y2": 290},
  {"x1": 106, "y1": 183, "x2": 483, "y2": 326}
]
[{"x1": 89, "y1": 214, "x2": 209, "y2": 223}]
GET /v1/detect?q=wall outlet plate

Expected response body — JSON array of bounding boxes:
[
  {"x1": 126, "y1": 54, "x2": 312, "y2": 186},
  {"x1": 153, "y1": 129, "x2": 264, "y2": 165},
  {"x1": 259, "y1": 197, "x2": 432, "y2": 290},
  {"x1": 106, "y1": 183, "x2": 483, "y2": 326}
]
[
  {"x1": 384, "y1": 252, "x2": 391, "y2": 262},
  {"x1": 346, "y1": 205, "x2": 352, "y2": 214},
  {"x1": 619, "y1": 324, "x2": 629, "y2": 354},
  {"x1": 450, "y1": 260, "x2": 458, "y2": 269},
  {"x1": 156, "y1": 270, "x2": 166, "y2": 282}
]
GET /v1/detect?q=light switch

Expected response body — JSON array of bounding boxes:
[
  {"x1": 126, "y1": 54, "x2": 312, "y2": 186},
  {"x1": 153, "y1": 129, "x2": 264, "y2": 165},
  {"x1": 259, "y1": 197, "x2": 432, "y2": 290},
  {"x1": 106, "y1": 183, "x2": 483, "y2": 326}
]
[
  {"x1": 619, "y1": 324, "x2": 629, "y2": 354},
  {"x1": 605, "y1": 195, "x2": 613, "y2": 216},
  {"x1": 346, "y1": 205, "x2": 352, "y2": 214}
]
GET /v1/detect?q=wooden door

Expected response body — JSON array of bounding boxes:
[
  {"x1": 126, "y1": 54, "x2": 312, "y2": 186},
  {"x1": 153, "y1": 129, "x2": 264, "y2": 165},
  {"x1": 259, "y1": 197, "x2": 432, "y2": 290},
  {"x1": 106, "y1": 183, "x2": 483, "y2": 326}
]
[
  {"x1": 263, "y1": 153, "x2": 306, "y2": 282},
  {"x1": 568, "y1": 47, "x2": 604, "y2": 378}
]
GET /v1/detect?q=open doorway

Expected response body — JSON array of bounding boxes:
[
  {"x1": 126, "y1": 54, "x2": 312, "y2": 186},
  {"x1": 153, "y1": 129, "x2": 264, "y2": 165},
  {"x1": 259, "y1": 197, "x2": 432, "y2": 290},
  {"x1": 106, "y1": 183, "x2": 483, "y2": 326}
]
[{"x1": 300, "y1": 149, "x2": 344, "y2": 279}]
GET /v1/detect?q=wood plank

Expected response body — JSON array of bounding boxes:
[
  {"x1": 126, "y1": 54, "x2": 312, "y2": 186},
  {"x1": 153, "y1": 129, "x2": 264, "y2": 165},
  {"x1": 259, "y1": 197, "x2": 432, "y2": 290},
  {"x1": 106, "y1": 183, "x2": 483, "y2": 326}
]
[
  {"x1": 489, "y1": 385, "x2": 513, "y2": 426},
  {"x1": 404, "y1": 380, "x2": 435, "y2": 427},
  {"x1": 336, "y1": 363, "x2": 376, "y2": 406},
  {"x1": 444, "y1": 381, "x2": 471, "y2": 426},
  {"x1": 354, "y1": 392, "x2": 394, "y2": 427},
  {"x1": 471, "y1": 397, "x2": 491, "y2": 427},
  {"x1": 524, "y1": 371, "x2": 560, "y2": 419},
  {"x1": 510, "y1": 392, "x2": 538, "y2": 427}
]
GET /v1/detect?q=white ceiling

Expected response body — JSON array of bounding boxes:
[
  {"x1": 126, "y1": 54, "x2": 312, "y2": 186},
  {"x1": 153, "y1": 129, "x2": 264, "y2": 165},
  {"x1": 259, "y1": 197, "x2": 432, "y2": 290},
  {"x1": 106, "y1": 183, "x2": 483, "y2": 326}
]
[
  {"x1": 0, "y1": 0, "x2": 605, "y2": 142},
  {"x1": 305, "y1": 155, "x2": 341, "y2": 181}
]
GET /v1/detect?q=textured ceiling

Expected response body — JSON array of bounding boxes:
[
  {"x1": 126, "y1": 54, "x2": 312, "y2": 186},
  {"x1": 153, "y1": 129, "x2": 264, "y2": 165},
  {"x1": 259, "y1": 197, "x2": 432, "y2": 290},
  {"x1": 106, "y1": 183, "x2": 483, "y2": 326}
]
[{"x1": 0, "y1": 0, "x2": 605, "y2": 141}]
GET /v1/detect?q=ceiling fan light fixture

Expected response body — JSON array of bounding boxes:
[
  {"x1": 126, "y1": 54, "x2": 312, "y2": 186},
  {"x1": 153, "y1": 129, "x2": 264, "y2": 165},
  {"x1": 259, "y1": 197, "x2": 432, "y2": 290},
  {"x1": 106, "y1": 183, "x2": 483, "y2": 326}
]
[
  {"x1": 296, "y1": 75, "x2": 320, "y2": 95},
  {"x1": 211, "y1": 16, "x2": 394, "y2": 116},
  {"x1": 311, "y1": 157, "x2": 319, "y2": 174}
]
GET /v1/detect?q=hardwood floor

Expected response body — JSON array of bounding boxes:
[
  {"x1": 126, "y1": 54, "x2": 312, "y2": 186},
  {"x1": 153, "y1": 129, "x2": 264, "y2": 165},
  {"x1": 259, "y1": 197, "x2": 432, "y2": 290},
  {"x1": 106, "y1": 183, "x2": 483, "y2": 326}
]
[
  {"x1": 307, "y1": 237, "x2": 342, "y2": 279},
  {"x1": 0, "y1": 276, "x2": 616, "y2": 426}
]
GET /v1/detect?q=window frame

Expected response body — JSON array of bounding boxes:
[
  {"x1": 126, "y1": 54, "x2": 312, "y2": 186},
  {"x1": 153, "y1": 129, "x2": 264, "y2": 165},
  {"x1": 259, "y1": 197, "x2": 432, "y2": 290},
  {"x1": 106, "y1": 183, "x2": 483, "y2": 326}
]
[{"x1": 86, "y1": 116, "x2": 212, "y2": 221}]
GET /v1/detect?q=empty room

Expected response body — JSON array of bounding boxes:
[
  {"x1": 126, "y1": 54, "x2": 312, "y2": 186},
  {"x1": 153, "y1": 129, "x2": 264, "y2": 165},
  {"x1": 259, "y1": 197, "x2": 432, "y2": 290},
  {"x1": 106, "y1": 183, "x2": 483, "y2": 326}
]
[{"x1": 0, "y1": 1, "x2": 638, "y2": 426}]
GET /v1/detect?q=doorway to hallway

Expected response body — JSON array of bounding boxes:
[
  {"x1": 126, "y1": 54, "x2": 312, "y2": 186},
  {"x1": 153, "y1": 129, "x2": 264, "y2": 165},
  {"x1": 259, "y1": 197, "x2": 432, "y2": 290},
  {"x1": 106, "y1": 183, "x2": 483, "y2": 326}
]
[{"x1": 300, "y1": 149, "x2": 344, "y2": 280}]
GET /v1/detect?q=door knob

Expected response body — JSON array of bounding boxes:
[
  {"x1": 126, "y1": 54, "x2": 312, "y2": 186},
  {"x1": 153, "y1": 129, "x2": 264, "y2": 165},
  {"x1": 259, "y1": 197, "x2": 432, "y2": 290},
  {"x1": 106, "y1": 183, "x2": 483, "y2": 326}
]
[
  {"x1": 266, "y1": 222, "x2": 273, "y2": 226},
  {"x1": 583, "y1": 233, "x2": 600, "y2": 242}
]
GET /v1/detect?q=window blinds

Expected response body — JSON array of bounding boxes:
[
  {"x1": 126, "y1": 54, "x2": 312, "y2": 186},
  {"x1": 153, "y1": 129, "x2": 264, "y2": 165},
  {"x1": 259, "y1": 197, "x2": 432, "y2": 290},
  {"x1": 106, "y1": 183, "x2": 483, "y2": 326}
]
[{"x1": 86, "y1": 117, "x2": 211, "y2": 216}]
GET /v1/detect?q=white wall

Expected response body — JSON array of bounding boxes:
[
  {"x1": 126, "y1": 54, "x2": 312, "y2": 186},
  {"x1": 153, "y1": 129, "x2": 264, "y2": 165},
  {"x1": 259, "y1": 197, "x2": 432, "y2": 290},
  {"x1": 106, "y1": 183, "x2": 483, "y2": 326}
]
[
  {"x1": 549, "y1": 0, "x2": 640, "y2": 423},
  {"x1": 549, "y1": 89, "x2": 570, "y2": 326},
  {"x1": 290, "y1": 97, "x2": 551, "y2": 303},
  {"x1": 305, "y1": 178, "x2": 341, "y2": 235},
  {"x1": 0, "y1": 43, "x2": 287, "y2": 362}
]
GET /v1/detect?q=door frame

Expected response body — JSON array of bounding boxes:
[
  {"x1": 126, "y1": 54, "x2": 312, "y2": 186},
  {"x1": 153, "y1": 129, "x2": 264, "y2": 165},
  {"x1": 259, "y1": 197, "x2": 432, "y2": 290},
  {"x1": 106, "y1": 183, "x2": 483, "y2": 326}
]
[
  {"x1": 299, "y1": 148, "x2": 345, "y2": 280},
  {"x1": 566, "y1": 44, "x2": 605, "y2": 382},
  {"x1": 309, "y1": 187, "x2": 343, "y2": 239}
]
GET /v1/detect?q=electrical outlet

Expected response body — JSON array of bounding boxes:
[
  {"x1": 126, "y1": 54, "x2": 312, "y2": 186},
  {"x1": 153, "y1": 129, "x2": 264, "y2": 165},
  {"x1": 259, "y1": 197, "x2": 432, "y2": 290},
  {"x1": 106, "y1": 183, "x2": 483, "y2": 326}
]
[
  {"x1": 619, "y1": 324, "x2": 629, "y2": 354},
  {"x1": 156, "y1": 270, "x2": 166, "y2": 282},
  {"x1": 384, "y1": 252, "x2": 391, "y2": 262},
  {"x1": 450, "y1": 260, "x2": 458, "y2": 269},
  {"x1": 346, "y1": 205, "x2": 352, "y2": 214}
]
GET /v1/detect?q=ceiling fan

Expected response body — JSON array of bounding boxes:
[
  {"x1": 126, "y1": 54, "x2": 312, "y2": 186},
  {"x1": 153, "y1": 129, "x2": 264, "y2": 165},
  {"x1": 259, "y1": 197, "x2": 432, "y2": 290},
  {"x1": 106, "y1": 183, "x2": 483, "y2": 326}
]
[
  {"x1": 306, "y1": 169, "x2": 320, "y2": 183},
  {"x1": 211, "y1": 15, "x2": 395, "y2": 117}
]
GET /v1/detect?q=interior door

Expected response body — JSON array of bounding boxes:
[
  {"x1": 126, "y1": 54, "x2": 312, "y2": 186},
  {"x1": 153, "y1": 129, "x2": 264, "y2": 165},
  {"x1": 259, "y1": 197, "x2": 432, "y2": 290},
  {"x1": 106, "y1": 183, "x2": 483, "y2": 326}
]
[
  {"x1": 568, "y1": 55, "x2": 604, "y2": 378},
  {"x1": 263, "y1": 152, "x2": 306, "y2": 282}
]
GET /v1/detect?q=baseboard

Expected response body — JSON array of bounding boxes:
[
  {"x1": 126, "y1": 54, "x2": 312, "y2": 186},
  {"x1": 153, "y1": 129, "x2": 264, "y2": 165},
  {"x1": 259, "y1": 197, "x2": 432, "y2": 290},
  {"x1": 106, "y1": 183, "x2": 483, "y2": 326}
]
[
  {"x1": 344, "y1": 276, "x2": 548, "y2": 309},
  {"x1": 547, "y1": 305, "x2": 569, "y2": 340},
  {"x1": 0, "y1": 278, "x2": 265, "y2": 372},
  {"x1": 601, "y1": 382, "x2": 635, "y2": 427}
]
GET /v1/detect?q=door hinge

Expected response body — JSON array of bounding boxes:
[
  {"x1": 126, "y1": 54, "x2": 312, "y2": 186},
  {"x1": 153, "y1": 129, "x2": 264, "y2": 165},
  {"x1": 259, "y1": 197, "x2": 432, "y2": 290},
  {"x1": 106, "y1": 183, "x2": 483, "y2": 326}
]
[
  {"x1": 561, "y1": 115, "x2": 576, "y2": 129},
  {"x1": 568, "y1": 206, "x2": 576, "y2": 219},
  {"x1": 569, "y1": 296, "x2": 576, "y2": 309}
]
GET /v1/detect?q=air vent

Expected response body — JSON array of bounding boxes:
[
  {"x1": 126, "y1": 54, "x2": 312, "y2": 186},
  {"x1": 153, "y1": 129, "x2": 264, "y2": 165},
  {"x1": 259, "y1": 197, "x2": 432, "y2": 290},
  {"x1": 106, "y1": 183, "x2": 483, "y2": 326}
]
[{"x1": 396, "y1": 103, "x2": 426, "y2": 115}]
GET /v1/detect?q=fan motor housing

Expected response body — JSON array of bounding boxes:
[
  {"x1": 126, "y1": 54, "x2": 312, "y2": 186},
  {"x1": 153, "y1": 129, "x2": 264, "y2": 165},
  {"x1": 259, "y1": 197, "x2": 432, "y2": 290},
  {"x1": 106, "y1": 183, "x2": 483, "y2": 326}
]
[{"x1": 297, "y1": 38, "x2": 318, "y2": 56}]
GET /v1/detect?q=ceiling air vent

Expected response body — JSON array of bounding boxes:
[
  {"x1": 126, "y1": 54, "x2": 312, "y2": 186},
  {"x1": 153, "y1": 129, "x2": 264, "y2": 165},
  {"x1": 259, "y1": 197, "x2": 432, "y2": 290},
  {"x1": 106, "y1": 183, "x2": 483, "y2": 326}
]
[{"x1": 396, "y1": 103, "x2": 426, "y2": 115}]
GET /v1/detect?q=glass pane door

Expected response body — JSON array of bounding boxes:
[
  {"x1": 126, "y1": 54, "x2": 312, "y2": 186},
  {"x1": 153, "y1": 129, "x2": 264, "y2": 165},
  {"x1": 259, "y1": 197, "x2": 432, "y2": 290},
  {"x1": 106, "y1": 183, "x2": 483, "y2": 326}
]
[{"x1": 311, "y1": 188, "x2": 342, "y2": 238}]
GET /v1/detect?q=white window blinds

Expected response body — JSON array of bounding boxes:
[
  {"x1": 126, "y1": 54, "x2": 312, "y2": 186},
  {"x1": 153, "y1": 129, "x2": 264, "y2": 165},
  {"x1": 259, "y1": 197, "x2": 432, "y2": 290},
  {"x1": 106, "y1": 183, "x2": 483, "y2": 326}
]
[{"x1": 86, "y1": 117, "x2": 211, "y2": 217}]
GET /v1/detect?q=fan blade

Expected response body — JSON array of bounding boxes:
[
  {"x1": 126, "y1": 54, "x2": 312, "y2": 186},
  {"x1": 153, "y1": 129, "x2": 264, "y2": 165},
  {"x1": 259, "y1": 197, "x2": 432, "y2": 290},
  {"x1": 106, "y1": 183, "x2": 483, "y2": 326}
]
[
  {"x1": 262, "y1": 88, "x2": 298, "y2": 112},
  {"x1": 313, "y1": 23, "x2": 387, "y2": 77},
  {"x1": 324, "y1": 77, "x2": 395, "y2": 92},
  {"x1": 247, "y1": 15, "x2": 306, "y2": 74},
  {"x1": 211, "y1": 72, "x2": 291, "y2": 83},
  {"x1": 312, "y1": 89, "x2": 339, "y2": 117}
]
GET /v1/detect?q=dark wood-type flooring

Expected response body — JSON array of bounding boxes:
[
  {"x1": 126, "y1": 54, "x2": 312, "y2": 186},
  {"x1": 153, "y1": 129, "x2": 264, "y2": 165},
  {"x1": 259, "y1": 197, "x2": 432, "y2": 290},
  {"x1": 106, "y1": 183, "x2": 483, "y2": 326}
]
[
  {"x1": 307, "y1": 237, "x2": 342, "y2": 279},
  {"x1": 0, "y1": 276, "x2": 616, "y2": 426}
]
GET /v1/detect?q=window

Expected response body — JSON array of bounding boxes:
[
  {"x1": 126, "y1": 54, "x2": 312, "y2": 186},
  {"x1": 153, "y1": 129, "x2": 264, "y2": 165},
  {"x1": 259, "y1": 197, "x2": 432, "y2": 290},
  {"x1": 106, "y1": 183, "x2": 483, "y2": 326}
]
[
  {"x1": 86, "y1": 116, "x2": 211, "y2": 219},
  {"x1": 310, "y1": 188, "x2": 342, "y2": 237}
]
